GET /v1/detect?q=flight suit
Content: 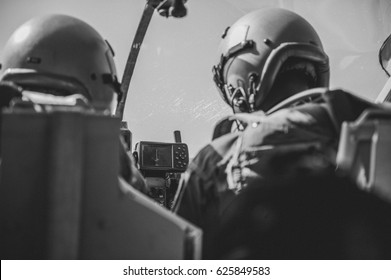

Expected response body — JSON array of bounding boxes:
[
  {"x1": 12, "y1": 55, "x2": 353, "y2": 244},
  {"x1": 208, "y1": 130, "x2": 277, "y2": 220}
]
[{"x1": 173, "y1": 88, "x2": 380, "y2": 258}]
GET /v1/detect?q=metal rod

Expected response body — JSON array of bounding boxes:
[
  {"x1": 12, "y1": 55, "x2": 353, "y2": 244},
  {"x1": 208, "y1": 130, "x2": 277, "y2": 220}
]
[{"x1": 115, "y1": 1, "x2": 160, "y2": 119}]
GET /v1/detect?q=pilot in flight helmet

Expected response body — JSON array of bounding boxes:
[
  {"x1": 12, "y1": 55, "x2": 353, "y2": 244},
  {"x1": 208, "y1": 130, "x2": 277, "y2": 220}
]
[
  {"x1": 212, "y1": 8, "x2": 330, "y2": 113},
  {"x1": 0, "y1": 14, "x2": 121, "y2": 114}
]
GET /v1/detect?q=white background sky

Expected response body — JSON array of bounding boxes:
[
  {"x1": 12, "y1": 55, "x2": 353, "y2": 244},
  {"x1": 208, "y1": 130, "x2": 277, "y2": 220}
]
[{"x1": 1, "y1": 0, "x2": 390, "y2": 157}]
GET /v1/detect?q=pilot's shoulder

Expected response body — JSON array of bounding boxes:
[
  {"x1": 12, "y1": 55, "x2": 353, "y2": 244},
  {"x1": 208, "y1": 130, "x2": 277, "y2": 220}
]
[{"x1": 190, "y1": 131, "x2": 241, "y2": 171}]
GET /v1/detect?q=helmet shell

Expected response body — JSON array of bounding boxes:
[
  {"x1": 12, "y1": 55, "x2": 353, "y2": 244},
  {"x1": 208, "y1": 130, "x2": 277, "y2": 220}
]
[
  {"x1": 214, "y1": 8, "x2": 329, "y2": 112},
  {"x1": 0, "y1": 14, "x2": 119, "y2": 113}
]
